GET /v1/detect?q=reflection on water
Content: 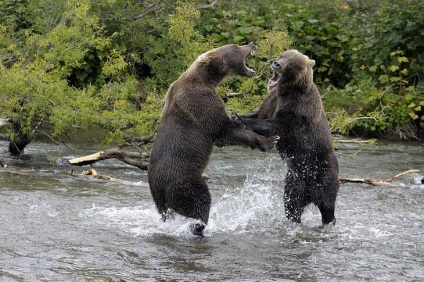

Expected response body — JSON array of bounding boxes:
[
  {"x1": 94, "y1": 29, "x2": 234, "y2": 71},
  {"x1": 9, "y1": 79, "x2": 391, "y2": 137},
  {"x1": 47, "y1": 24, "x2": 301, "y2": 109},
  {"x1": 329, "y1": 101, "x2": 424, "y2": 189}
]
[{"x1": 0, "y1": 139, "x2": 423, "y2": 281}]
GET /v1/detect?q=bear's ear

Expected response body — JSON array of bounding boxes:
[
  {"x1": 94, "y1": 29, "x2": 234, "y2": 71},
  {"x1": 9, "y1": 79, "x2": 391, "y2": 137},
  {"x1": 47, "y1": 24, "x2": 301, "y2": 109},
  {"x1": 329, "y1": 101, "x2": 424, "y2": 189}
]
[{"x1": 309, "y1": 59, "x2": 316, "y2": 67}]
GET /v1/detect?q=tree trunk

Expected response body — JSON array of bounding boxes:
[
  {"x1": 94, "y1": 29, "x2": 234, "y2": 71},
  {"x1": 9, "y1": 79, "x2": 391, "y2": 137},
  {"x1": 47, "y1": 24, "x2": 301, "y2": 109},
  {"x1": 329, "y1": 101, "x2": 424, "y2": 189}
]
[{"x1": 8, "y1": 122, "x2": 32, "y2": 156}]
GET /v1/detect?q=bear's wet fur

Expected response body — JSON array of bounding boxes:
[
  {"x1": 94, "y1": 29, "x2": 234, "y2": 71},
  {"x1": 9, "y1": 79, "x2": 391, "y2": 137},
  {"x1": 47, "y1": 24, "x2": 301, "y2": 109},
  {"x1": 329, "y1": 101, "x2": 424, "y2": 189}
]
[
  {"x1": 235, "y1": 49, "x2": 339, "y2": 227},
  {"x1": 148, "y1": 43, "x2": 277, "y2": 236}
]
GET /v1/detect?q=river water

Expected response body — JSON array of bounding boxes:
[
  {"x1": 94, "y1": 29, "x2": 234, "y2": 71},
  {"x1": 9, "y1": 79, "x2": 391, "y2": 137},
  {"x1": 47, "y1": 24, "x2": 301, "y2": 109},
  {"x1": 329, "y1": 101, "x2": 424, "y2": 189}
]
[{"x1": 0, "y1": 137, "x2": 423, "y2": 281}]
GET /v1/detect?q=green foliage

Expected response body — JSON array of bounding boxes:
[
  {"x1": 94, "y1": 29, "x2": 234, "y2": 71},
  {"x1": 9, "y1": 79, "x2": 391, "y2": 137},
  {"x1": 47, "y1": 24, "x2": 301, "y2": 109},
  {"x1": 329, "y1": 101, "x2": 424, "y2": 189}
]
[
  {"x1": 0, "y1": 0, "x2": 146, "y2": 144},
  {"x1": 278, "y1": 1, "x2": 353, "y2": 88},
  {"x1": 325, "y1": 78, "x2": 424, "y2": 137},
  {"x1": 277, "y1": 1, "x2": 423, "y2": 137},
  {"x1": 168, "y1": 2, "x2": 212, "y2": 64},
  {"x1": 347, "y1": 1, "x2": 424, "y2": 86},
  {"x1": 1, "y1": 0, "x2": 424, "y2": 148},
  {"x1": 0, "y1": 57, "x2": 98, "y2": 137},
  {"x1": 201, "y1": 4, "x2": 274, "y2": 45}
]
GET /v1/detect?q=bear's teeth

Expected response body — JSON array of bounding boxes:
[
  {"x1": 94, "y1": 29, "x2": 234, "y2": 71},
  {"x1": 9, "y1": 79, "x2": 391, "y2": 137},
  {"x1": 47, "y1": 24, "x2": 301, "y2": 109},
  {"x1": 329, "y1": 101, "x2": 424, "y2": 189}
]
[{"x1": 268, "y1": 73, "x2": 281, "y2": 87}]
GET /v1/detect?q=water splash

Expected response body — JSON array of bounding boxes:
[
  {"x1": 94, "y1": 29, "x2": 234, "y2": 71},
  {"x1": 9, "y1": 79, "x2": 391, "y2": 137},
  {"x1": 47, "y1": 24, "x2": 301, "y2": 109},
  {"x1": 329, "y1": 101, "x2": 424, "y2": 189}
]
[
  {"x1": 28, "y1": 202, "x2": 59, "y2": 217},
  {"x1": 80, "y1": 154, "x2": 355, "y2": 237},
  {"x1": 81, "y1": 156, "x2": 288, "y2": 237},
  {"x1": 82, "y1": 204, "x2": 205, "y2": 237},
  {"x1": 208, "y1": 181, "x2": 285, "y2": 235}
]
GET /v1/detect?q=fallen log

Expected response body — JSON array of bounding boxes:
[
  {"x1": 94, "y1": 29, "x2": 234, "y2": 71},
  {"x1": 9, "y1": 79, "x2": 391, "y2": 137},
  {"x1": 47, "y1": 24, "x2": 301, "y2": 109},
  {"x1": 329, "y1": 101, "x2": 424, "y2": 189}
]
[
  {"x1": 69, "y1": 148, "x2": 150, "y2": 170},
  {"x1": 68, "y1": 135, "x2": 153, "y2": 170},
  {"x1": 340, "y1": 169, "x2": 419, "y2": 187}
]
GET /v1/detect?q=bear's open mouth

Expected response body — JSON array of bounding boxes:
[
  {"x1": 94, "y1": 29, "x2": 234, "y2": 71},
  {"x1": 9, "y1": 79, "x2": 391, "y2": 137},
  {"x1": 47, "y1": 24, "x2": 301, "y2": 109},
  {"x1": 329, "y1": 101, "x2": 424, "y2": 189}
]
[
  {"x1": 268, "y1": 71, "x2": 281, "y2": 87},
  {"x1": 244, "y1": 49, "x2": 256, "y2": 76}
]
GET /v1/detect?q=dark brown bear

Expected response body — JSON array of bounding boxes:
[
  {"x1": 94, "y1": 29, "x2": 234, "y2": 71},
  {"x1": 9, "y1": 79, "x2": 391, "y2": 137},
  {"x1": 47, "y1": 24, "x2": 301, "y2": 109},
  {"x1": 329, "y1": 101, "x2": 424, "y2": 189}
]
[
  {"x1": 234, "y1": 50, "x2": 339, "y2": 227},
  {"x1": 148, "y1": 43, "x2": 277, "y2": 236}
]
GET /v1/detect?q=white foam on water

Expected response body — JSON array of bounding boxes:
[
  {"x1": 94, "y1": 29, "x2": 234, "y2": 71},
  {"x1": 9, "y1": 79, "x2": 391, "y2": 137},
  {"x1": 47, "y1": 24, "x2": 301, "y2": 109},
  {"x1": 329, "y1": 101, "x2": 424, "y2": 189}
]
[
  {"x1": 28, "y1": 202, "x2": 59, "y2": 217},
  {"x1": 128, "y1": 180, "x2": 148, "y2": 187},
  {"x1": 412, "y1": 172, "x2": 424, "y2": 189},
  {"x1": 81, "y1": 156, "x2": 374, "y2": 238},
  {"x1": 81, "y1": 156, "x2": 287, "y2": 237},
  {"x1": 82, "y1": 204, "x2": 205, "y2": 237},
  {"x1": 208, "y1": 180, "x2": 284, "y2": 235},
  {"x1": 82, "y1": 204, "x2": 161, "y2": 236}
]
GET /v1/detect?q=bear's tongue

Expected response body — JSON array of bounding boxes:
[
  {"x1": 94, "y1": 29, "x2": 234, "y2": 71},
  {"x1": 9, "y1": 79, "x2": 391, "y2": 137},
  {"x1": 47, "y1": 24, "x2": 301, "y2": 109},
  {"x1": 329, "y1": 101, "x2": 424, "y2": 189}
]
[{"x1": 268, "y1": 72, "x2": 281, "y2": 87}]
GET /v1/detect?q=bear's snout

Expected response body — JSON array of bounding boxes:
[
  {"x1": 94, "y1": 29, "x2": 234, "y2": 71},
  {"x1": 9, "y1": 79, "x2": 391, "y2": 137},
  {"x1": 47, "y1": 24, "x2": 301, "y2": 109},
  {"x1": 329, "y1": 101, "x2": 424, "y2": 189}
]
[{"x1": 272, "y1": 61, "x2": 282, "y2": 69}]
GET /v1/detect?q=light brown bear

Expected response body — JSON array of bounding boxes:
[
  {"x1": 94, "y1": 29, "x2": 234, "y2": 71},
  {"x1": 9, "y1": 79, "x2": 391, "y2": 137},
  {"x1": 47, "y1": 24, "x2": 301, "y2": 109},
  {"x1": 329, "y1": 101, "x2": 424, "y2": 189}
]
[
  {"x1": 234, "y1": 50, "x2": 339, "y2": 227},
  {"x1": 148, "y1": 43, "x2": 277, "y2": 236}
]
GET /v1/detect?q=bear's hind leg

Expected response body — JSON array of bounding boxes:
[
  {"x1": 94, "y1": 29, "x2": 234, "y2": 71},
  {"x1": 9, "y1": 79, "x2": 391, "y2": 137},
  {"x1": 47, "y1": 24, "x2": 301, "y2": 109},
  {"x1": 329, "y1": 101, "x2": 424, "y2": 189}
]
[
  {"x1": 152, "y1": 194, "x2": 168, "y2": 222},
  {"x1": 284, "y1": 172, "x2": 305, "y2": 223},
  {"x1": 284, "y1": 193, "x2": 303, "y2": 223},
  {"x1": 171, "y1": 181, "x2": 211, "y2": 236},
  {"x1": 190, "y1": 223, "x2": 206, "y2": 236},
  {"x1": 318, "y1": 205, "x2": 336, "y2": 227},
  {"x1": 315, "y1": 179, "x2": 338, "y2": 227}
]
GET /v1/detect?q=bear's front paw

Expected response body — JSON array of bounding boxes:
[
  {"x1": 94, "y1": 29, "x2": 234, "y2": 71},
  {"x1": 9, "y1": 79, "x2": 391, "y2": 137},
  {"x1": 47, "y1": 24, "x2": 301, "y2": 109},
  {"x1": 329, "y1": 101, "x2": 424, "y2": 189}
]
[
  {"x1": 214, "y1": 140, "x2": 225, "y2": 147},
  {"x1": 265, "y1": 135, "x2": 279, "y2": 150},
  {"x1": 257, "y1": 135, "x2": 279, "y2": 152}
]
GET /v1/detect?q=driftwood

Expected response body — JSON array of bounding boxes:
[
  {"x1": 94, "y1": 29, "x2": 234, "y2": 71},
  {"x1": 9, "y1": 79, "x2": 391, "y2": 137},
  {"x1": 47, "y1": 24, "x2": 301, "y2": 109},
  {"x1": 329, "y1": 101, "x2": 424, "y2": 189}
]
[
  {"x1": 68, "y1": 135, "x2": 153, "y2": 170},
  {"x1": 69, "y1": 148, "x2": 150, "y2": 170},
  {"x1": 340, "y1": 169, "x2": 420, "y2": 187},
  {"x1": 2, "y1": 156, "x2": 421, "y2": 187},
  {"x1": 336, "y1": 139, "x2": 375, "y2": 144},
  {"x1": 72, "y1": 168, "x2": 131, "y2": 185}
]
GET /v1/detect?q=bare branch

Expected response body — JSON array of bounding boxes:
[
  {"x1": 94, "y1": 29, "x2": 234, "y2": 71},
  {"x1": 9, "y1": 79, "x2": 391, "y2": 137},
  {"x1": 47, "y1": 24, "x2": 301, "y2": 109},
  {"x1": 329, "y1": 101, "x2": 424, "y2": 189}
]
[
  {"x1": 383, "y1": 169, "x2": 420, "y2": 182},
  {"x1": 344, "y1": 116, "x2": 379, "y2": 126},
  {"x1": 2, "y1": 53, "x2": 19, "y2": 67},
  {"x1": 130, "y1": 1, "x2": 163, "y2": 21},
  {"x1": 35, "y1": 129, "x2": 60, "y2": 145},
  {"x1": 197, "y1": 0, "x2": 219, "y2": 9},
  {"x1": 336, "y1": 139, "x2": 375, "y2": 144},
  {"x1": 69, "y1": 148, "x2": 150, "y2": 170},
  {"x1": 122, "y1": 134, "x2": 153, "y2": 145},
  {"x1": 340, "y1": 169, "x2": 419, "y2": 187}
]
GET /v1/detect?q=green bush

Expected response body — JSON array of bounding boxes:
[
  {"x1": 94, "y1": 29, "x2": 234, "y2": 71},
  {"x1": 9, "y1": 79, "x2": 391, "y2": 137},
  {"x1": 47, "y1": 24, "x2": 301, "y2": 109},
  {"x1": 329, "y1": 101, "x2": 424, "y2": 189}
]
[{"x1": 1, "y1": 0, "x2": 424, "y2": 145}]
